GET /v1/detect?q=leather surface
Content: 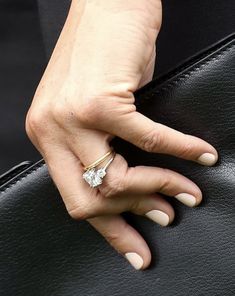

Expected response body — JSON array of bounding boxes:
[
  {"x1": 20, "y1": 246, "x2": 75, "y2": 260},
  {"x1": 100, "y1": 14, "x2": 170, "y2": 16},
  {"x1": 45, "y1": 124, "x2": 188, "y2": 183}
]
[{"x1": 0, "y1": 34, "x2": 234, "y2": 296}]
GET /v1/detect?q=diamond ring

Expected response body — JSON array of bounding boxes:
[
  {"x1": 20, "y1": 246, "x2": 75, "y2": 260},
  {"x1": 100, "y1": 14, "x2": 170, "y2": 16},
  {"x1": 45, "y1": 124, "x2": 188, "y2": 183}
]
[{"x1": 82, "y1": 151, "x2": 116, "y2": 188}]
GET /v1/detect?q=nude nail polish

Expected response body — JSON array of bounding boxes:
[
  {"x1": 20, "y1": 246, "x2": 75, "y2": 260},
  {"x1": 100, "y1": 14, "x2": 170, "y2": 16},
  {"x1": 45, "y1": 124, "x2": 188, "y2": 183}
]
[
  {"x1": 175, "y1": 193, "x2": 197, "y2": 207},
  {"x1": 145, "y1": 209, "x2": 170, "y2": 226},
  {"x1": 197, "y1": 153, "x2": 217, "y2": 166},
  {"x1": 124, "y1": 252, "x2": 144, "y2": 270}
]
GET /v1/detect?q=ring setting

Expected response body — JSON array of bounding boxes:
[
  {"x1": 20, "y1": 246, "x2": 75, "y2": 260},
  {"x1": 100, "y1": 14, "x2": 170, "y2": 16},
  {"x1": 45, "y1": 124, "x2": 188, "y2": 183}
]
[{"x1": 82, "y1": 149, "x2": 115, "y2": 188}]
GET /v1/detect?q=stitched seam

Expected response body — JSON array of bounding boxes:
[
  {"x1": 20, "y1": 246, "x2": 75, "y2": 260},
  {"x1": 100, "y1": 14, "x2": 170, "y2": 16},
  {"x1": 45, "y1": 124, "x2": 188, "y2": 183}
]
[
  {"x1": 135, "y1": 43, "x2": 234, "y2": 106},
  {"x1": 0, "y1": 170, "x2": 22, "y2": 185},
  {"x1": 0, "y1": 161, "x2": 46, "y2": 194},
  {"x1": 0, "y1": 163, "x2": 32, "y2": 185},
  {"x1": 0, "y1": 40, "x2": 234, "y2": 195}
]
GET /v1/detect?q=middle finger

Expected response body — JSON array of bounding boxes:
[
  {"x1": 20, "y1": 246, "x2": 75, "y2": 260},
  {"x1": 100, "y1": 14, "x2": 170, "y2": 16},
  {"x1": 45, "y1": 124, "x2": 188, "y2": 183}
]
[{"x1": 98, "y1": 154, "x2": 202, "y2": 208}]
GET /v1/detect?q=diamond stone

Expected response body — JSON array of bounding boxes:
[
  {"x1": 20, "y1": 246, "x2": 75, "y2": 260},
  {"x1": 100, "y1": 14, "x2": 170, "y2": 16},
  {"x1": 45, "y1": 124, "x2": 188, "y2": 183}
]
[
  {"x1": 82, "y1": 153, "x2": 115, "y2": 188},
  {"x1": 96, "y1": 168, "x2": 106, "y2": 178},
  {"x1": 83, "y1": 167, "x2": 107, "y2": 188}
]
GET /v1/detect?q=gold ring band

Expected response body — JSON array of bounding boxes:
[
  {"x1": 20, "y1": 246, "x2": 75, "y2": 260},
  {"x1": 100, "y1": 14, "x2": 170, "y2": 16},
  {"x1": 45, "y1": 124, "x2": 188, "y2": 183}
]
[
  {"x1": 83, "y1": 148, "x2": 114, "y2": 171},
  {"x1": 82, "y1": 151, "x2": 116, "y2": 188}
]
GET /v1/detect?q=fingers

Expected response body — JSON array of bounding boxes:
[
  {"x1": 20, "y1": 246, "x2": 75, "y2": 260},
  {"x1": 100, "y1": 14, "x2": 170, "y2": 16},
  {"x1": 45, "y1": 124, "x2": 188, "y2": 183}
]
[
  {"x1": 40, "y1": 140, "x2": 204, "y2": 274},
  {"x1": 94, "y1": 193, "x2": 175, "y2": 227},
  {"x1": 46, "y1": 141, "x2": 202, "y2": 212},
  {"x1": 129, "y1": 194, "x2": 175, "y2": 226},
  {"x1": 44, "y1": 147, "x2": 175, "y2": 223},
  {"x1": 126, "y1": 165, "x2": 202, "y2": 207},
  {"x1": 95, "y1": 106, "x2": 218, "y2": 166},
  {"x1": 87, "y1": 215, "x2": 151, "y2": 270},
  {"x1": 67, "y1": 128, "x2": 113, "y2": 169},
  {"x1": 41, "y1": 146, "x2": 176, "y2": 275},
  {"x1": 98, "y1": 153, "x2": 203, "y2": 207}
]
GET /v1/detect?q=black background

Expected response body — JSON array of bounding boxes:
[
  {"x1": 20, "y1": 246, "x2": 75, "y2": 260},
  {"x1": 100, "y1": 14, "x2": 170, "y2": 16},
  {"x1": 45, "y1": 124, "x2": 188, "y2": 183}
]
[
  {"x1": 0, "y1": 0, "x2": 234, "y2": 174},
  {"x1": 0, "y1": 0, "x2": 46, "y2": 174}
]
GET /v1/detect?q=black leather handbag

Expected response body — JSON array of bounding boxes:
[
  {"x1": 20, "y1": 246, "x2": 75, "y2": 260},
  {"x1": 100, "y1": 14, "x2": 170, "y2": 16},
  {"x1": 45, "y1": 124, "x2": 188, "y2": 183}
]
[{"x1": 0, "y1": 34, "x2": 234, "y2": 296}]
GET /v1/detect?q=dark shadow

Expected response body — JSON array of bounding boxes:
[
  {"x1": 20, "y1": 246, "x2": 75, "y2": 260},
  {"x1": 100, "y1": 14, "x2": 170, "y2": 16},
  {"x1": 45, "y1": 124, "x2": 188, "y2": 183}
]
[{"x1": 0, "y1": 0, "x2": 47, "y2": 174}]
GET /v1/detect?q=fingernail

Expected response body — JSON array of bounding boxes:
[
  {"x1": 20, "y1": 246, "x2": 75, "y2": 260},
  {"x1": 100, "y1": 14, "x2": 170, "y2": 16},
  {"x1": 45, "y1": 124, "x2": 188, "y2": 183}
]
[
  {"x1": 124, "y1": 252, "x2": 144, "y2": 270},
  {"x1": 175, "y1": 193, "x2": 197, "y2": 207},
  {"x1": 145, "y1": 209, "x2": 170, "y2": 226},
  {"x1": 197, "y1": 153, "x2": 217, "y2": 166}
]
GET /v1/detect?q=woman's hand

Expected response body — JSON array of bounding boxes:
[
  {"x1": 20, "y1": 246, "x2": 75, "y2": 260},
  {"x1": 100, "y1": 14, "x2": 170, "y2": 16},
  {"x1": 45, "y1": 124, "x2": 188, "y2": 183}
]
[{"x1": 25, "y1": 0, "x2": 218, "y2": 270}]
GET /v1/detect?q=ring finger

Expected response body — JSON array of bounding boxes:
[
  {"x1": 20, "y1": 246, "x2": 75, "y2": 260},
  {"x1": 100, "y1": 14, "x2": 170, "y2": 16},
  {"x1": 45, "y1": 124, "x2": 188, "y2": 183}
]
[
  {"x1": 43, "y1": 146, "x2": 174, "y2": 223},
  {"x1": 68, "y1": 130, "x2": 202, "y2": 207}
]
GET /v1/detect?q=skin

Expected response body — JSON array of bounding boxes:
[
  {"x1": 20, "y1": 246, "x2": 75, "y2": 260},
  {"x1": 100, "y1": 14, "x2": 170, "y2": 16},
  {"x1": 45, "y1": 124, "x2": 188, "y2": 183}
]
[{"x1": 25, "y1": 0, "x2": 218, "y2": 270}]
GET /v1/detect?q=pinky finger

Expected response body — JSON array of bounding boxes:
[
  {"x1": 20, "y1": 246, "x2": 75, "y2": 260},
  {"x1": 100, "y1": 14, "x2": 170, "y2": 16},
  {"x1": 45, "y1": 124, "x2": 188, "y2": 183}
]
[{"x1": 87, "y1": 214, "x2": 151, "y2": 270}]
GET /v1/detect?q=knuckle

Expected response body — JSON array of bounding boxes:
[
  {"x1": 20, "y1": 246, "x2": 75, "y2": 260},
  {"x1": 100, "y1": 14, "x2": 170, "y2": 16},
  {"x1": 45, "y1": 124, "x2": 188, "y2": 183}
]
[
  {"x1": 178, "y1": 138, "x2": 196, "y2": 158},
  {"x1": 75, "y1": 96, "x2": 105, "y2": 126},
  {"x1": 52, "y1": 102, "x2": 66, "y2": 119},
  {"x1": 100, "y1": 174, "x2": 126, "y2": 198},
  {"x1": 68, "y1": 209, "x2": 87, "y2": 220},
  {"x1": 130, "y1": 199, "x2": 143, "y2": 215},
  {"x1": 157, "y1": 168, "x2": 172, "y2": 192},
  {"x1": 67, "y1": 200, "x2": 90, "y2": 220},
  {"x1": 139, "y1": 127, "x2": 163, "y2": 152},
  {"x1": 99, "y1": 156, "x2": 127, "y2": 198},
  {"x1": 105, "y1": 232, "x2": 120, "y2": 245},
  {"x1": 104, "y1": 223, "x2": 128, "y2": 247},
  {"x1": 25, "y1": 106, "x2": 49, "y2": 137},
  {"x1": 51, "y1": 101, "x2": 73, "y2": 125},
  {"x1": 98, "y1": 154, "x2": 128, "y2": 198},
  {"x1": 25, "y1": 111, "x2": 34, "y2": 139},
  {"x1": 104, "y1": 231, "x2": 121, "y2": 246}
]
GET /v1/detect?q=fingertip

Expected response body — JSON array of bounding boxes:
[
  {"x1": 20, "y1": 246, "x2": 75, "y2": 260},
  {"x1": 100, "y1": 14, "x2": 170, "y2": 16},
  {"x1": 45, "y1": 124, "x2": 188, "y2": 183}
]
[
  {"x1": 168, "y1": 208, "x2": 175, "y2": 225},
  {"x1": 175, "y1": 192, "x2": 202, "y2": 208},
  {"x1": 124, "y1": 252, "x2": 144, "y2": 270},
  {"x1": 194, "y1": 195, "x2": 203, "y2": 207},
  {"x1": 147, "y1": 195, "x2": 175, "y2": 227},
  {"x1": 197, "y1": 150, "x2": 218, "y2": 166},
  {"x1": 124, "y1": 243, "x2": 152, "y2": 271},
  {"x1": 141, "y1": 248, "x2": 152, "y2": 270},
  {"x1": 193, "y1": 185, "x2": 203, "y2": 207},
  {"x1": 145, "y1": 209, "x2": 170, "y2": 227},
  {"x1": 89, "y1": 215, "x2": 152, "y2": 271}
]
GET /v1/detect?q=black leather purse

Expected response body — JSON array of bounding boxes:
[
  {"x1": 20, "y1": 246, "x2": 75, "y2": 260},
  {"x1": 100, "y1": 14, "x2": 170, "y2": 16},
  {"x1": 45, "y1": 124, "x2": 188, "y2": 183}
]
[{"x1": 0, "y1": 34, "x2": 234, "y2": 296}]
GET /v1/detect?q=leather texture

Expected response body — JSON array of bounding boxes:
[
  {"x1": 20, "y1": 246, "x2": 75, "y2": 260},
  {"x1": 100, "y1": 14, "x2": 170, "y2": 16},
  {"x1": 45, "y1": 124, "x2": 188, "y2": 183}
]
[{"x1": 0, "y1": 34, "x2": 234, "y2": 296}]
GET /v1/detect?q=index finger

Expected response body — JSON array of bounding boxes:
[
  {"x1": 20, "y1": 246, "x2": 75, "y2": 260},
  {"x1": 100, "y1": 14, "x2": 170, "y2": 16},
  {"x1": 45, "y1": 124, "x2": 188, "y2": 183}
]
[{"x1": 98, "y1": 106, "x2": 218, "y2": 166}]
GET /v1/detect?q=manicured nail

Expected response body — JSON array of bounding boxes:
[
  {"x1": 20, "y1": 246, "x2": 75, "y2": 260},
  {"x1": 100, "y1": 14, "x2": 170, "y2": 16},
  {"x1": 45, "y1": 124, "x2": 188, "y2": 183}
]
[
  {"x1": 145, "y1": 209, "x2": 170, "y2": 226},
  {"x1": 175, "y1": 193, "x2": 197, "y2": 207},
  {"x1": 125, "y1": 252, "x2": 144, "y2": 270},
  {"x1": 197, "y1": 153, "x2": 217, "y2": 166}
]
